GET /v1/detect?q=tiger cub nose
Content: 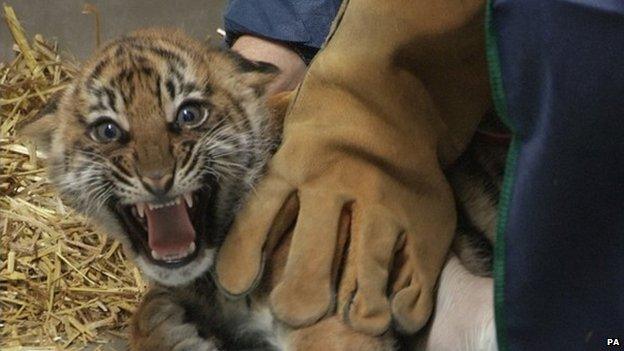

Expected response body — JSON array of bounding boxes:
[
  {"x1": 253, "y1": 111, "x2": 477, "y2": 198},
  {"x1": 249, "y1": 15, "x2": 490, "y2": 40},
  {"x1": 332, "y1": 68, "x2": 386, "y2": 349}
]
[{"x1": 141, "y1": 171, "x2": 174, "y2": 195}]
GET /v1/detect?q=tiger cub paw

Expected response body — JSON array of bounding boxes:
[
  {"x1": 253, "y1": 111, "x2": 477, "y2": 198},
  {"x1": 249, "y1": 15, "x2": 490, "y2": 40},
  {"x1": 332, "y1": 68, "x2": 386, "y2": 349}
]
[{"x1": 130, "y1": 289, "x2": 219, "y2": 351}]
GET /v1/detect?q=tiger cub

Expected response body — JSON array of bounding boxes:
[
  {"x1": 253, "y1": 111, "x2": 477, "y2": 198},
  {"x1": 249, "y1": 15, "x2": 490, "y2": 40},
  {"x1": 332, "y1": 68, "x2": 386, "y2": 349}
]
[
  {"x1": 23, "y1": 27, "x2": 506, "y2": 350},
  {"x1": 23, "y1": 29, "x2": 393, "y2": 350}
]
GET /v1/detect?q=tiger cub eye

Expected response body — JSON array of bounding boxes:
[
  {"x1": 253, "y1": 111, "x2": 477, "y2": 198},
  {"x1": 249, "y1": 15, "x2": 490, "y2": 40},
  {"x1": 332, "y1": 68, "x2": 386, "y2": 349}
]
[
  {"x1": 176, "y1": 103, "x2": 207, "y2": 129},
  {"x1": 91, "y1": 121, "x2": 122, "y2": 143}
]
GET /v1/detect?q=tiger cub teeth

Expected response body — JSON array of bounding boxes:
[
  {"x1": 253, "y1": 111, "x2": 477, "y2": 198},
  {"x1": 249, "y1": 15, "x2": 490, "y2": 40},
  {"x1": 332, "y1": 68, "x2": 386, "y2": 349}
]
[
  {"x1": 183, "y1": 193, "x2": 193, "y2": 208},
  {"x1": 135, "y1": 203, "x2": 146, "y2": 218},
  {"x1": 151, "y1": 242, "x2": 196, "y2": 261},
  {"x1": 147, "y1": 198, "x2": 181, "y2": 210}
]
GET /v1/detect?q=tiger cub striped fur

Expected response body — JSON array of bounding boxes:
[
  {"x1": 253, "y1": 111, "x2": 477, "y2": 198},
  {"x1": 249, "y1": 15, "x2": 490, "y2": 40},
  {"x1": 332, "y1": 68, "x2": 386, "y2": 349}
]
[
  {"x1": 23, "y1": 27, "x2": 506, "y2": 350},
  {"x1": 448, "y1": 114, "x2": 509, "y2": 276},
  {"x1": 23, "y1": 29, "x2": 394, "y2": 350},
  {"x1": 23, "y1": 28, "x2": 280, "y2": 287}
]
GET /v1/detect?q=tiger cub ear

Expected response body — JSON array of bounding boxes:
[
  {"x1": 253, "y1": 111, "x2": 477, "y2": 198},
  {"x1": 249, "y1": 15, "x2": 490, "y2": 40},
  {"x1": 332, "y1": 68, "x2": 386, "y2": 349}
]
[
  {"x1": 227, "y1": 51, "x2": 280, "y2": 93},
  {"x1": 19, "y1": 90, "x2": 63, "y2": 153}
]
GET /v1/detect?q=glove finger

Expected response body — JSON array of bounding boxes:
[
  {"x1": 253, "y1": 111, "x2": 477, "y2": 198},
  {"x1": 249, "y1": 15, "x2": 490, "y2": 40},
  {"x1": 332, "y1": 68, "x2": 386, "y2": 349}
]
[
  {"x1": 391, "y1": 282, "x2": 434, "y2": 334},
  {"x1": 390, "y1": 232, "x2": 435, "y2": 334},
  {"x1": 215, "y1": 174, "x2": 296, "y2": 297},
  {"x1": 344, "y1": 207, "x2": 401, "y2": 335},
  {"x1": 388, "y1": 232, "x2": 410, "y2": 294},
  {"x1": 335, "y1": 204, "x2": 357, "y2": 316},
  {"x1": 270, "y1": 189, "x2": 347, "y2": 327}
]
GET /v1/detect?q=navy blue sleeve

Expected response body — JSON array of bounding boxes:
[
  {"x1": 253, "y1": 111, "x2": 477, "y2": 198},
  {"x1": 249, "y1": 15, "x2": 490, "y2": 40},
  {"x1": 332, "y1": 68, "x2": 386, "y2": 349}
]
[
  {"x1": 491, "y1": 0, "x2": 624, "y2": 349},
  {"x1": 223, "y1": 0, "x2": 341, "y2": 63}
]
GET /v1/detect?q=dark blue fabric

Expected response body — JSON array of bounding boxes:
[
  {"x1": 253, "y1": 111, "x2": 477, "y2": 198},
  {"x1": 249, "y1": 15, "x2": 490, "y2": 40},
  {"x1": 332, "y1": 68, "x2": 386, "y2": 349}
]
[
  {"x1": 223, "y1": 0, "x2": 341, "y2": 49},
  {"x1": 493, "y1": 0, "x2": 624, "y2": 349}
]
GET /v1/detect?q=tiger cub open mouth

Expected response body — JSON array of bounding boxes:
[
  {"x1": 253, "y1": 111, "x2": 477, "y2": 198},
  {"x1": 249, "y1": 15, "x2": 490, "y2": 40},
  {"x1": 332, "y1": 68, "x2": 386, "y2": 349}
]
[{"x1": 112, "y1": 189, "x2": 212, "y2": 268}]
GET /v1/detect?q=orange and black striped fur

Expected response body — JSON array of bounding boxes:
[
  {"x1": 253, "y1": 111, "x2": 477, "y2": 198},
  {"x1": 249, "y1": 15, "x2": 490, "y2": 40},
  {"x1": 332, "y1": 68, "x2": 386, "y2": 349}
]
[
  {"x1": 448, "y1": 116, "x2": 508, "y2": 277},
  {"x1": 23, "y1": 27, "x2": 504, "y2": 350},
  {"x1": 23, "y1": 29, "x2": 395, "y2": 350},
  {"x1": 23, "y1": 28, "x2": 280, "y2": 286}
]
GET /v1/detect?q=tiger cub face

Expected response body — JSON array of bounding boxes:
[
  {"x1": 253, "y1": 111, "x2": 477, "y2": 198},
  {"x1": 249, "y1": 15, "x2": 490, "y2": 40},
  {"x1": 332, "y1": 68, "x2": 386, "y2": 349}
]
[{"x1": 23, "y1": 29, "x2": 279, "y2": 286}]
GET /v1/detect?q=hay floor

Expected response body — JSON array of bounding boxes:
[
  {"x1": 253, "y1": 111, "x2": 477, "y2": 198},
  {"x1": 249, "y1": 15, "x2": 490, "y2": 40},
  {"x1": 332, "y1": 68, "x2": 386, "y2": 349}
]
[{"x1": 1, "y1": 5, "x2": 146, "y2": 350}]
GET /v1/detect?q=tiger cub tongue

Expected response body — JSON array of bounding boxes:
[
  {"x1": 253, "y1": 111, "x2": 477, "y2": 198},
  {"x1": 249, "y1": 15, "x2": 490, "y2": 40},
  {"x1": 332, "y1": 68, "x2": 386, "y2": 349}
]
[{"x1": 144, "y1": 202, "x2": 195, "y2": 258}]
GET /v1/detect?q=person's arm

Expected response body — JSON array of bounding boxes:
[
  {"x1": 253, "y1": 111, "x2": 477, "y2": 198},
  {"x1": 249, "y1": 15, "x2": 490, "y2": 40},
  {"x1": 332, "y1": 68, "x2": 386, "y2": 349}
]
[
  {"x1": 223, "y1": 0, "x2": 340, "y2": 93},
  {"x1": 231, "y1": 35, "x2": 306, "y2": 94}
]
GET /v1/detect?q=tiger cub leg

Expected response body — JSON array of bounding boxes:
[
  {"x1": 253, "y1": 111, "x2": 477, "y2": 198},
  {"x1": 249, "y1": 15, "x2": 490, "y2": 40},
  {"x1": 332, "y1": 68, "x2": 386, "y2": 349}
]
[
  {"x1": 282, "y1": 316, "x2": 396, "y2": 351},
  {"x1": 130, "y1": 286, "x2": 219, "y2": 351}
]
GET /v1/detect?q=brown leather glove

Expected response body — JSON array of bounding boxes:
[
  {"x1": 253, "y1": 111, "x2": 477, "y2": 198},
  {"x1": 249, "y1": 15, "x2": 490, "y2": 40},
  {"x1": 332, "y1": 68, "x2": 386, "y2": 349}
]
[{"x1": 215, "y1": 0, "x2": 490, "y2": 335}]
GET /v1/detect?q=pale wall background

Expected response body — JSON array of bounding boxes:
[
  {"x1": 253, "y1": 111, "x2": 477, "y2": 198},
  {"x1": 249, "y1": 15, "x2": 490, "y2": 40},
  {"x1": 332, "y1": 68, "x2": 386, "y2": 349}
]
[{"x1": 1, "y1": 0, "x2": 227, "y2": 62}]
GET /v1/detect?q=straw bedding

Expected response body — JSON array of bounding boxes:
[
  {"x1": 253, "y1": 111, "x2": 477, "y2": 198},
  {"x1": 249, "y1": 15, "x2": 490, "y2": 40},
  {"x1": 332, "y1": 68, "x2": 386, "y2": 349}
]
[{"x1": 1, "y1": 5, "x2": 146, "y2": 349}]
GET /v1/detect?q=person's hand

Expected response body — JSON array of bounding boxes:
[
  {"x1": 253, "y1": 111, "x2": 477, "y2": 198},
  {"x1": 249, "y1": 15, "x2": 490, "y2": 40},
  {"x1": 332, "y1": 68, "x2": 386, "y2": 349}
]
[
  {"x1": 216, "y1": 0, "x2": 490, "y2": 335},
  {"x1": 215, "y1": 54, "x2": 457, "y2": 332}
]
